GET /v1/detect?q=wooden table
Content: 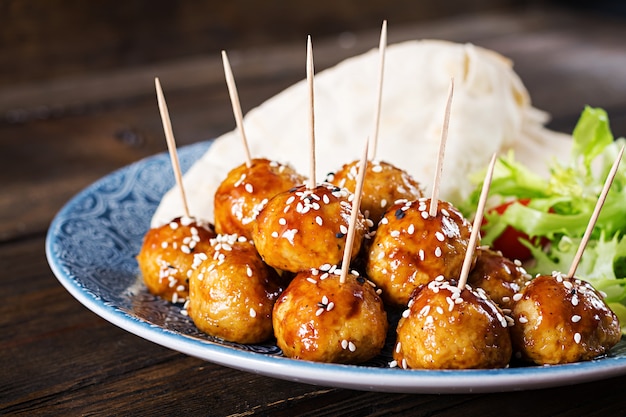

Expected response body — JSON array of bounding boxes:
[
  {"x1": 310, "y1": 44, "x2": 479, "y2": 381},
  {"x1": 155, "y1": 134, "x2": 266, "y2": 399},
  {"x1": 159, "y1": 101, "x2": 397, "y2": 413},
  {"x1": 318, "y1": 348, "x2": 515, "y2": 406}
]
[{"x1": 3, "y1": 6, "x2": 626, "y2": 416}]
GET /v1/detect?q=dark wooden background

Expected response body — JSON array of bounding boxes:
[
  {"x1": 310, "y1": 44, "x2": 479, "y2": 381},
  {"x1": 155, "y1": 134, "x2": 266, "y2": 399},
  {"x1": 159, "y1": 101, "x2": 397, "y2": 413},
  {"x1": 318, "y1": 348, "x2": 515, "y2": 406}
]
[{"x1": 3, "y1": 1, "x2": 626, "y2": 415}]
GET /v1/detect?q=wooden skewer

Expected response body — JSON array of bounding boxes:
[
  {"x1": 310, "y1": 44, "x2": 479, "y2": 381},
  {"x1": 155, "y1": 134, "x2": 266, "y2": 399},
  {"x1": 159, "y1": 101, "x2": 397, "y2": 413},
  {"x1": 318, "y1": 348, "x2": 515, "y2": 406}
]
[
  {"x1": 340, "y1": 140, "x2": 369, "y2": 284},
  {"x1": 221, "y1": 50, "x2": 253, "y2": 168},
  {"x1": 155, "y1": 77, "x2": 191, "y2": 219},
  {"x1": 566, "y1": 144, "x2": 625, "y2": 279},
  {"x1": 457, "y1": 153, "x2": 497, "y2": 290},
  {"x1": 306, "y1": 35, "x2": 317, "y2": 190},
  {"x1": 369, "y1": 19, "x2": 387, "y2": 161},
  {"x1": 429, "y1": 77, "x2": 455, "y2": 217}
]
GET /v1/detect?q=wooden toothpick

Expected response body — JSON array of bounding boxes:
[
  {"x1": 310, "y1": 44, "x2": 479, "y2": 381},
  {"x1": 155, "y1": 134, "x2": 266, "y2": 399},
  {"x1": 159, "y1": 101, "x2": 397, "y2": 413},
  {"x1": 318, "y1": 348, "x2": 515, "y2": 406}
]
[
  {"x1": 369, "y1": 19, "x2": 387, "y2": 161},
  {"x1": 566, "y1": 144, "x2": 625, "y2": 279},
  {"x1": 155, "y1": 77, "x2": 190, "y2": 219},
  {"x1": 222, "y1": 50, "x2": 252, "y2": 168},
  {"x1": 340, "y1": 140, "x2": 369, "y2": 284},
  {"x1": 429, "y1": 77, "x2": 455, "y2": 217},
  {"x1": 457, "y1": 153, "x2": 497, "y2": 290},
  {"x1": 307, "y1": 35, "x2": 316, "y2": 190}
]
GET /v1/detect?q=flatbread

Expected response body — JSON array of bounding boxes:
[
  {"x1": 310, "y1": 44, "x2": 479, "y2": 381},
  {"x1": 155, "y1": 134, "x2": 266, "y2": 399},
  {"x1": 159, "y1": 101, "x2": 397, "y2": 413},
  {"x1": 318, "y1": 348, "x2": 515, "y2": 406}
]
[{"x1": 152, "y1": 39, "x2": 571, "y2": 227}]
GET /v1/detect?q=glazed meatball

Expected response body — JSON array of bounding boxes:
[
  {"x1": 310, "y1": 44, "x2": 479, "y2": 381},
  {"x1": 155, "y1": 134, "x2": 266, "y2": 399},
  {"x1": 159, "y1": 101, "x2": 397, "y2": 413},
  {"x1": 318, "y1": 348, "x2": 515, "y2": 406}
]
[
  {"x1": 187, "y1": 234, "x2": 284, "y2": 344},
  {"x1": 467, "y1": 247, "x2": 531, "y2": 311},
  {"x1": 366, "y1": 198, "x2": 475, "y2": 308},
  {"x1": 327, "y1": 159, "x2": 424, "y2": 224},
  {"x1": 510, "y1": 272, "x2": 621, "y2": 365},
  {"x1": 273, "y1": 267, "x2": 388, "y2": 363},
  {"x1": 214, "y1": 158, "x2": 305, "y2": 239},
  {"x1": 137, "y1": 216, "x2": 216, "y2": 303},
  {"x1": 253, "y1": 184, "x2": 367, "y2": 273},
  {"x1": 393, "y1": 278, "x2": 512, "y2": 369}
]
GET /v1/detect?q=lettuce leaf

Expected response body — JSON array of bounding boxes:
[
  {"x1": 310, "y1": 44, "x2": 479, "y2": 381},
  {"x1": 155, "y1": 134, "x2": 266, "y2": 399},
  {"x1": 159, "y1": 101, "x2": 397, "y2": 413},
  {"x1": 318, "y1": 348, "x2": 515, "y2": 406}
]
[{"x1": 462, "y1": 106, "x2": 626, "y2": 331}]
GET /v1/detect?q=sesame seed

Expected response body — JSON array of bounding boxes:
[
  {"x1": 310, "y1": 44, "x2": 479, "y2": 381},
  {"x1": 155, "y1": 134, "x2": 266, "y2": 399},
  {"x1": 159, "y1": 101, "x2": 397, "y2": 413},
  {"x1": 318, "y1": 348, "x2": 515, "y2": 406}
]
[
  {"x1": 513, "y1": 293, "x2": 523, "y2": 302},
  {"x1": 421, "y1": 211, "x2": 429, "y2": 219},
  {"x1": 315, "y1": 308, "x2": 324, "y2": 316},
  {"x1": 340, "y1": 225, "x2": 348, "y2": 234},
  {"x1": 244, "y1": 183, "x2": 254, "y2": 193},
  {"x1": 161, "y1": 241, "x2": 168, "y2": 249},
  {"x1": 389, "y1": 360, "x2": 398, "y2": 368},
  {"x1": 396, "y1": 342, "x2": 402, "y2": 353},
  {"x1": 390, "y1": 230, "x2": 400, "y2": 238},
  {"x1": 381, "y1": 199, "x2": 388, "y2": 208},
  {"x1": 436, "y1": 306, "x2": 444, "y2": 315},
  {"x1": 574, "y1": 333, "x2": 582, "y2": 344},
  {"x1": 286, "y1": 196, "x2": 296, "y2": 205},
  {"x1": 418, "y1": 249, "x2": 425, "y2": 261},
  {"x1": 572, "y1": 315, "x2": 582, "y2": 323},
  {"x1": 271, "y1": 231, "x2": 279, "y2": 238},
  {"x1": 407, "y1": 224, "x2": 415, "y2": 235},
  {"x1": 246, "y1": 266, "x2": 253, "y2": 277},
  {"x1": 306, "y1": 277, "x2": 318, "y2": 284},
  {"x1": 250, "y1": 308, "x2": 257, "y2": 318},
  {"x1": 571, "y1": 295, "x2": 579, "y2": 306},
  {"x1": 348, "y1": 342, "x2": 356, "y2": 352},
  {"x1": 234, "y1": 173, "x2": 246, "y2": 187},
  {"x1": 279, "y1": 218, "x2": 287, "y2": 225},
  {"x1": 402, "y1": 309, "x2": 410, "y2": 318},
  {"x1": 435, "y1": 231, "x2": 445, "y2": 242},
  {"x1": 341, "y1": 339, "x2": 349, "y2": 349},
  {"x1": 518, "y1": 316, "x2": 528, "y2": 324},
  {"x1": 434, "y1": 247, "x2": 442, "y2": 257},
  {"x1": 315, "y1": 216, "x2": 323, "y2": 226}
]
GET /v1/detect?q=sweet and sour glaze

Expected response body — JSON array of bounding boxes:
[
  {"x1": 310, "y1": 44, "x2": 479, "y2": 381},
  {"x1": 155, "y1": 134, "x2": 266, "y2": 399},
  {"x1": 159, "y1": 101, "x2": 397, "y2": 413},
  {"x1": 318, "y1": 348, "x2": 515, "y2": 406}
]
[
  {"x1": 214, "y1": 158, "x2": 305, "y2": 240},
  {"x1": 272, "y1": 267, "x2": 388, "y2": 363},
  {"x1": 393, "y1": 279, "x2": 512, "y2": 369},
  {"x1": 187, "y1": 234, "x2": 284, "y2": 344},
  {"x1": 366, "y1": 198, "x2": 475, "y2": 308},
  {"x1": 136, "y1": 216, "x2": 216, "y2": 303},
  {"x1": 510, "y1": 273, "x2": 621, "y2": 365},
  {"x1": 253, "y1": 183, "x2": 368, "y2": 273},
  {"x1": 327, "y1": 159, "x2": 424, "y2": 225}
]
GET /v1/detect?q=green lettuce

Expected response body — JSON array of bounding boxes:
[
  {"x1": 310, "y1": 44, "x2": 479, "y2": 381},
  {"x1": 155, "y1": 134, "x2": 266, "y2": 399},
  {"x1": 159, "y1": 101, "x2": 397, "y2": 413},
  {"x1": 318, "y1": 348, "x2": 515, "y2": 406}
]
[{"x1": 461, "y1": 106, "x2": 626, "y2": 332}]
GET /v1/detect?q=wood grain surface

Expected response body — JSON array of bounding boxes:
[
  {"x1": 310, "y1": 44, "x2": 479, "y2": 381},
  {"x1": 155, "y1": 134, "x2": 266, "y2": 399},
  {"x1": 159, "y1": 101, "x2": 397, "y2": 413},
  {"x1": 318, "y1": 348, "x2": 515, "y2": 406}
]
[{"x1": 2, "y1": 5, "x2": 626, "y2": 416}]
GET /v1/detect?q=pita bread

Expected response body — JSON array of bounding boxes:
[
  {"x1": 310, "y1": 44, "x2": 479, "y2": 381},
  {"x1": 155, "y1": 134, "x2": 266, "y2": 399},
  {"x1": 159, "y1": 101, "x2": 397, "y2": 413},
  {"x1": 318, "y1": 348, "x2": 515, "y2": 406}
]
[{"x1": 152, "y1": 39, "x2": 571, "y2": 227}]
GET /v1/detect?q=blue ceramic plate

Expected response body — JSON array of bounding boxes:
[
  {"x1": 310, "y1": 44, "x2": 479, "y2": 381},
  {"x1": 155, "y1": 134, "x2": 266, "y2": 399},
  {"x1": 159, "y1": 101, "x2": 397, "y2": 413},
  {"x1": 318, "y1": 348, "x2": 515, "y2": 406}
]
[{"x1": 46, "y1": 141, "x2": 626, "y2": 393}]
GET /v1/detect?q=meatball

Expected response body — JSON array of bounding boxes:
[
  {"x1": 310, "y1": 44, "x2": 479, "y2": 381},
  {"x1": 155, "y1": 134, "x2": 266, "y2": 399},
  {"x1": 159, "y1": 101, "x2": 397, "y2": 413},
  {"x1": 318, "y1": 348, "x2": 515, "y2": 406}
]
[
  {"x1": 393, "y1": 278, "x2": 512, "y2": 369},
  {"x1": 187, "y1": 234, "x2": 284, "y2": 344},
  {"x1": 273, "y1": 267, "x2": 388, "y2": 363},
  {"x1": 253, "y1": 183, "x2": 367, "y2": 273},
  {"x1": 510, "y1": 272, "x2": 621, "y2": 365},
  {"x1": 327, "y1": 159, "x2": 424, "y2": 224},
  {"x1": 214, "y1": 158, "x2": 305, "y2": 239},
  {"x1": 137, "y1": 216, "x2": 216, "y2": 303},
  {"x1": 467, "y1": 247, "x2": 531, "y2": 311},
  {"x1": 366, "y1": 198, "x2": 475, "y2": 308}
]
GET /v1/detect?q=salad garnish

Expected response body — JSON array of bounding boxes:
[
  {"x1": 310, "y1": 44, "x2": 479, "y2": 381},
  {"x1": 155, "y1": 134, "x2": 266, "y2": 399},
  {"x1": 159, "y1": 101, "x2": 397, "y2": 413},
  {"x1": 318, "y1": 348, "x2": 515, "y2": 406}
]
[{"x1": 462, "y1": 106, "x2": 626, "y2": 332}]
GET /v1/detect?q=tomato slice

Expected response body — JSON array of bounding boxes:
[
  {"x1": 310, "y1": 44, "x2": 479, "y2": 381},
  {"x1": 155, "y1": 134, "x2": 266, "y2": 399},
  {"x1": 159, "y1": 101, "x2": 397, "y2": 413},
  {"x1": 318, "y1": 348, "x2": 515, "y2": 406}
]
[{"x1": 483, "y1": 199, "x2": 537, "y2": 262}]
